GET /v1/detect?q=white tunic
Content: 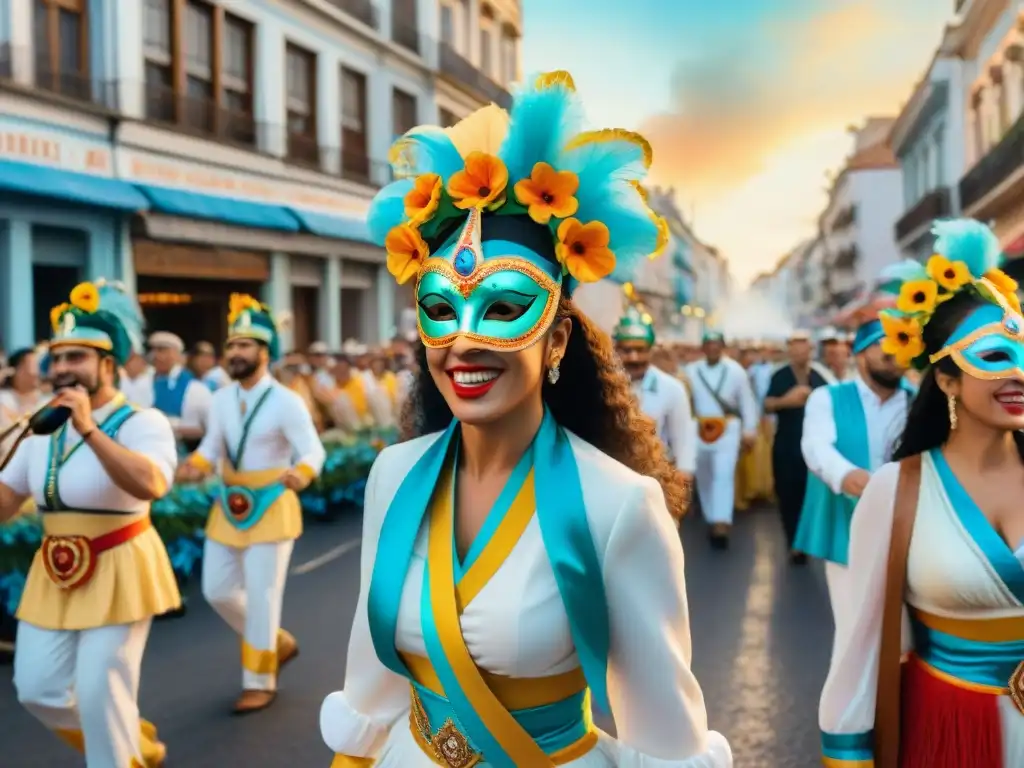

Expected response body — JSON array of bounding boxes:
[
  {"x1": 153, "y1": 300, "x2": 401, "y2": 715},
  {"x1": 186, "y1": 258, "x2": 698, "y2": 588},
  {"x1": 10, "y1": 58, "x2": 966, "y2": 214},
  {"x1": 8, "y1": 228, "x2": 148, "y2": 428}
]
[
  {"x1": 683, "y1": 358, "x2": 758, "y2": 444},
  {"x1": 800, "y1": 376, "x2": 910, "y2": 494},
  {"x1": 632, "y1": 367, "x2": 698, "y2": 473},
  {"x1": 194, "y1": 375, "x2": 325, "y2": 473},
  {"x1": 0, "y1": 399, "x2": 177, "y2": 511},
  {"x1": 820, "y1": 453, "x2": 1024, "y2": 764},
  {"x1": 321, "y1": 433, "x2": 732, "y2": 767}
]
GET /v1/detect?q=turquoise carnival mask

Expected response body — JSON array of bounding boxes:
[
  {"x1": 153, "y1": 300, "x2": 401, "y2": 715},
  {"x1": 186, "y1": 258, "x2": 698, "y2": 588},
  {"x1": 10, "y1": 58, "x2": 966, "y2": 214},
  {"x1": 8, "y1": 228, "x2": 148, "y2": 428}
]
[
  {"x1": 877, "y1": 219, "x2": 1024, "y2": 379},
  {"x1": 367, "y1": 70, "x2": 669, "y2": 352}
]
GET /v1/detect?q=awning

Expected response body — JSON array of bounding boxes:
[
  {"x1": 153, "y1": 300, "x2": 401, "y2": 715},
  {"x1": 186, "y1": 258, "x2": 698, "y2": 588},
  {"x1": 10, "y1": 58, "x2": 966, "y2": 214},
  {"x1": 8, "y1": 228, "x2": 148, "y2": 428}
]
[
  {"x1": 288, "y1": 208, "x2": 372, "y2": 242},
  {"x1": 134, "y1": 185, "x2": 301, "y2": 232},
  {"x1": 0, "y1": 159, "x2": 150, "y2": 211}
]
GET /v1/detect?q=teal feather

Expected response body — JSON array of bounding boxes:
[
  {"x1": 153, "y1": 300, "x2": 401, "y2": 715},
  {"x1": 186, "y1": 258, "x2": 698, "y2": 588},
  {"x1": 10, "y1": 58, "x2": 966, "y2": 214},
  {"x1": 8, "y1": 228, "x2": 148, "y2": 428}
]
[
  {"x1": 499, "y1": 80, "x2": 583, "y2": 183},
  {"x1": 575, "y1": 182, "x2": 658, "y2": 274},
  {"x1": 394, "y1": 126, "x2": 465, "y2": 180},
  {"x1": 877, "y1": 260, "x2": 928, "y2": 295},
  {"x1": 558, "y1": 137, "x2": 648, "y2": 189},
  {"x1": 367, "y1": 179, "x2": 415, "y2": 246},
  {"x1": 932, "y1": 219, "x2": 1002, "y2": 278},
  {"x1": 96, "y1": 281, "x2": 145, "y2": 354}
]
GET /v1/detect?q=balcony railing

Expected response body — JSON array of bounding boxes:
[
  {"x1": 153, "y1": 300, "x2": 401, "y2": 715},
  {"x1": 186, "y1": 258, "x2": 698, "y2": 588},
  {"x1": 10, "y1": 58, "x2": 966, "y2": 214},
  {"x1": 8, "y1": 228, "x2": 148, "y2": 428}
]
[
  {"x1": 144, "y1": 85, "x2": 257, "y2": 147},
  {"x1": 287, "y1": 133, "x2": 321, "y2": 166},
  {"x1": 0, "y1": 45, "x2": 118, "y2": 110},
  {"x1": 960, "y1": 110, "x2": 1024, "y2": 212},
  {"x1": 392, "y1": 19, "x2": 422, "y2": 55},
  {"x1": 832, "y1": 245, "x2": 859, "y2": 270},
  {"x1": 325, "y1": 0, "x2": 379, "y2": 28},
  {"x1": 337, "y1": 149, "x2": 388, "y2": 187},
  {"x1": 438, "y1": 42, "x2": 512, "y2": 109},
  {"x1": 894, "y1": 187, "x2": 952, "y2": 242}
]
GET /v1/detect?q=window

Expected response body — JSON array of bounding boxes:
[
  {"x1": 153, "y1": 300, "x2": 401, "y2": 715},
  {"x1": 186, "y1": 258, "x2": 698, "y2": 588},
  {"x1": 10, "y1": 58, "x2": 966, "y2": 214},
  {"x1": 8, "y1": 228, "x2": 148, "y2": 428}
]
[
  {"x1": 34, "y1": 0, "x2": 90, "y2": 101},
  {"x1": 440, "y1": 4, "x2": 454, "y2": 45},
  {"x1": 502, "y1": 36, "x2": 517, "y2": 85},
  {"x1": 392, "y1": 88, "x2": 417, "y2": 140},
  {"x1": 391, "y1": 0, "x2": 418, "y2": 53},
  {"x1": 341, "y1": 67, "x2": 369, "y2": 181},
  {"x1": 286, "y1": 43, "x2": 318, "y2": 163},
  {"x1": 479, "y1": 28, "x2": 492, "y2": 77},
  {"x1": 142, "y1": 1, "x2": 256, "y2": 146}
]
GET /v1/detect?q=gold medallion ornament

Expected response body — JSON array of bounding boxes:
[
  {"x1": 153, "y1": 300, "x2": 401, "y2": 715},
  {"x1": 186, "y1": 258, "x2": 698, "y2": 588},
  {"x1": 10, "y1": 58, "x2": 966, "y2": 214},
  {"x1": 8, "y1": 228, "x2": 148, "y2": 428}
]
[
  {"x1": 1009, "y1": 661, "x2": 1024, "y2": 715},
  {"x1": 410, "y1": 687, "x2": 482, "y2": 768},
  {"x1": 41, "y1": 535, "x2": 97, "y2": 590}
]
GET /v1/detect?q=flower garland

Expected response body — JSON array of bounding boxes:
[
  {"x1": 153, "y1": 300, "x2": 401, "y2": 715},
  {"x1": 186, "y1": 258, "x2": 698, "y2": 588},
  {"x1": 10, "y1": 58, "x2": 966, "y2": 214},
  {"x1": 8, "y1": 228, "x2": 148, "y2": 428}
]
[{"x1": 881, "y1": 253, "x2": 1020, "y2": 369}]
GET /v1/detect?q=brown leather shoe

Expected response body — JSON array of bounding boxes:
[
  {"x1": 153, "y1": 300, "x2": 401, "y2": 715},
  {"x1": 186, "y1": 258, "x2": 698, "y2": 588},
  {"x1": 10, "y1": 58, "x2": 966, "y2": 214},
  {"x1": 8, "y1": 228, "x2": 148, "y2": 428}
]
[
  {"x1": 277, "y1": 629, "x2": 299, "y2": 670},
  {"x1": 232, "y1": 689, "x2": 277, "y2": 715}
]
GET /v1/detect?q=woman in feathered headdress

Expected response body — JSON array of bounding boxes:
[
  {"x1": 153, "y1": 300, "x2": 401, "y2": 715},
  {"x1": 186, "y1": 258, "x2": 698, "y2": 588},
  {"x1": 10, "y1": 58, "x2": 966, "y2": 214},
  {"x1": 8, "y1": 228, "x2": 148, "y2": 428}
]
[
  {"x1": 320, "y1": 72, "x2": 732, "y2": 767},
  {"x1": 819, "y1": 219, "x2": 1024, "y2": 767}
]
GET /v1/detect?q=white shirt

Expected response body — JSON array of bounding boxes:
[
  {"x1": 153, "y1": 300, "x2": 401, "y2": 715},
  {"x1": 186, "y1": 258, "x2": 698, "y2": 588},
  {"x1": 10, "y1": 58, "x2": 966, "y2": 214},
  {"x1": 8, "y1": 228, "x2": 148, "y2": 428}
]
[
  {"x1": 119, "y1": 368, "x2": 153, "y2": 407},
  {"x1": 195, "y1": 374, "x2": 325, "y2": 473},
  {"x1": 320, "y1": 432, "x2": 733, "y2": 768},
  {"x1": 202, "y1": 367, "x2": 230, "y2": 391},
  {"x1": 632, "y1": 367, "x2": 697, "y2": 473},
  {"x1": 138, "y1": 365, "x2": 213, "y2": 430},
  {"x1": 800, "y1": 376, "x2": 910, "y2": 494},
  {"x1": 0, "y1": 399, "x2": 177, "y2": 511},
  {"x1": 684, "y1": 358, "x2": 758, "y2": 436}
]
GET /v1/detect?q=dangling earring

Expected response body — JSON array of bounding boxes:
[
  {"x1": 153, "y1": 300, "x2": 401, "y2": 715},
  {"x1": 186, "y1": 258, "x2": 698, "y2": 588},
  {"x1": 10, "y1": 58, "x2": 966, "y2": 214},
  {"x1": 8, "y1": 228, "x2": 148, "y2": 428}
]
[
  {"x1": 547, "y1": 359, "x2": 561, "y2": 385},
  {"x1": 948, "y1": 394, "x2": 958, "y2": 430}
]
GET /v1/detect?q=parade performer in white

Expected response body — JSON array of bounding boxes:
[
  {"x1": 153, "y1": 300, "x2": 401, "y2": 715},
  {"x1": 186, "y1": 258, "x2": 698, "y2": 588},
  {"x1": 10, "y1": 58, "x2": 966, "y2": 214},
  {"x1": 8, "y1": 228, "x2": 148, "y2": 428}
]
[
  {"x1": 797, "y1": 291, "x2": 912, "y2": 616},
  {"x1": 614, "y1": 305, "x2": 697, "y2": 488},
  {"x1": 320, "y1": 69, "x2": 731, "y2": 767},
  {"x1": 685, "y1": 331, "x2": 758, "y2": 548},
  {"x1": 179, "y1": 294, "x2": 324, "y2": 714},
  {"x1": 0, "y1": 279, "x2": 179, "y2": 767}
]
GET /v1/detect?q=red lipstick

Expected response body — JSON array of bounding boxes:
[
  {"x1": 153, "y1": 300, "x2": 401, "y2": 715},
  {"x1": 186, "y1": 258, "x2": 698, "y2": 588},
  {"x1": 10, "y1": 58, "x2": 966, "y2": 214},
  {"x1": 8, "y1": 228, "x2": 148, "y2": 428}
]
[{"x1": 446, "y1": 365, "x2": 503, "y2": 400}]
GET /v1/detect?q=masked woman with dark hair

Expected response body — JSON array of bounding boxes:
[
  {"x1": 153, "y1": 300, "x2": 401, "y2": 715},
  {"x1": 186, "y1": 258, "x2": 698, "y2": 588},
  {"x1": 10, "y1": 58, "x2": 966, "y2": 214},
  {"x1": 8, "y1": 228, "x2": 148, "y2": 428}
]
[
  {"x1": 319, "y1": 71, "x2": 731, "y2": 768},
  {"x1": 818, "y1": 220, "x2": 1024, "y2": 767}
]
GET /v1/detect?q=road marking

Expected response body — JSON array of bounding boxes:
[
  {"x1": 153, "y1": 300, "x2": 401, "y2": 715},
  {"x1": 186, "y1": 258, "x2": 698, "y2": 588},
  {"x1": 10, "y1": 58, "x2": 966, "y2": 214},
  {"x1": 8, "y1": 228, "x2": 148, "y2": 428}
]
[{"x1": 291, "y1": 538, "x2": 361, "y2": 575}]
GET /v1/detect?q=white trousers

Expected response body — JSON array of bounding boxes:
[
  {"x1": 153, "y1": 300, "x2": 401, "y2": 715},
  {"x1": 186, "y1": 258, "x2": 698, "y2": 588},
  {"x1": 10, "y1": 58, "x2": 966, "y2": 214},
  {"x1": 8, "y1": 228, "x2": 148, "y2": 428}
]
[
  {"x1": 695, "y1": 420, "x2": 742, "y2": 525},
  {"x1": 202, "y1": 539, "x2": 295, "y2": 691},
  {"x1": 14, "y1": 619, "x2": 152, "y2": 768}
]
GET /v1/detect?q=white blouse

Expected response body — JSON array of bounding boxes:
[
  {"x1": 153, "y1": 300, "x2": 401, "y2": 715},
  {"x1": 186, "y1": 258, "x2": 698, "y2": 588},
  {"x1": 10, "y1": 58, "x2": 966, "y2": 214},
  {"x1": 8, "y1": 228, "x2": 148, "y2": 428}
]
[
  {"x1": 321, "y1": 432, "x2": 732, "y2": 767},
  {"x1": 820, "y1": 452, "x2": 1024, "y2": 764}
]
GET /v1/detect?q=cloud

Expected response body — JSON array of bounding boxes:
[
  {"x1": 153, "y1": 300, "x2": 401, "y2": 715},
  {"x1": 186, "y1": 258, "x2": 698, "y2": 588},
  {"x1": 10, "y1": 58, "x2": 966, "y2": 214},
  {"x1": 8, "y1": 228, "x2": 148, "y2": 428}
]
[{"x1": 641, "y1": 2, "x2": 944, "y2": 199}]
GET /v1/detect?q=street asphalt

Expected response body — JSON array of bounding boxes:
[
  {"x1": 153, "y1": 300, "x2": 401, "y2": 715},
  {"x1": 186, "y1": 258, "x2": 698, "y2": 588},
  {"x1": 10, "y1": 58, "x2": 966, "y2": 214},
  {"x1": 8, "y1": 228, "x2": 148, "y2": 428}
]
[{"x1": 0, "y1": 504, "x2": 834, "y2": 767}]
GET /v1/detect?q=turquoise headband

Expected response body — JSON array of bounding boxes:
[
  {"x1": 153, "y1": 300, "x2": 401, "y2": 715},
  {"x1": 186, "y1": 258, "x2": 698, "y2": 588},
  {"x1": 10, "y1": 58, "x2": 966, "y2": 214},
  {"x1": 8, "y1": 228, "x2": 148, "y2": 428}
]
[{"x1": 852, "y1": 320, "x2": 884, "y2": 354}]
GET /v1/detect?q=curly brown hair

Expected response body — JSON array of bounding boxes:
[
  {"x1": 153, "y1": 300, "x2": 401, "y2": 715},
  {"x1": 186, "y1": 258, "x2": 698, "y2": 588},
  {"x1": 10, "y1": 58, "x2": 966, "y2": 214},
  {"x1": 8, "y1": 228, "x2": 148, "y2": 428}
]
[{"x1": 399, "y1": 297, "x2": 690, "y2": 520}]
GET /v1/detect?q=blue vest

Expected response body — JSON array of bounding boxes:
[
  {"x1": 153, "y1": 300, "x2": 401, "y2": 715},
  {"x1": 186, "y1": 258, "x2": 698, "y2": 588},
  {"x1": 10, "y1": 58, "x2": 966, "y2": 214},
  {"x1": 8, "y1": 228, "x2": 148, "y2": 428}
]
[
  {"x1": 794, "y1": 381, "x2": 870, "y2": 565},
  {"x1": 153, "y1": 370, "x2": 195, "y2": 418}
]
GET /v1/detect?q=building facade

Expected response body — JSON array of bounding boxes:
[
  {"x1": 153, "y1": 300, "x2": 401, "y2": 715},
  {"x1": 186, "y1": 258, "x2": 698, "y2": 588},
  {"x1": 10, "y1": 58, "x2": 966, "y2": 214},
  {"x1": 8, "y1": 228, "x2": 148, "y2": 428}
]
[
  {"x1": 891, "y1": 27, "x2": 968, "y2": 261},
  {"x1": 0, "y1": 0, "x2": 519, "y2": 353},
  {"x1": 818, "y1": 119, "x2": 903, "y2": 315}
]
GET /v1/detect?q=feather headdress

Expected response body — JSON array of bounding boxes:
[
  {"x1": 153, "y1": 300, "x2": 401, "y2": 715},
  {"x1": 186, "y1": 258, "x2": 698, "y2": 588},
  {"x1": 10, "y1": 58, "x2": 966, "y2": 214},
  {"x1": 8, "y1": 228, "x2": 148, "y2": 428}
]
[
  {"x1": 368, "y1": 70, "x2": 667, "y2": 293},
  {"x1": 877, "y1": 219, "x2": 1020, "y2": 368}
]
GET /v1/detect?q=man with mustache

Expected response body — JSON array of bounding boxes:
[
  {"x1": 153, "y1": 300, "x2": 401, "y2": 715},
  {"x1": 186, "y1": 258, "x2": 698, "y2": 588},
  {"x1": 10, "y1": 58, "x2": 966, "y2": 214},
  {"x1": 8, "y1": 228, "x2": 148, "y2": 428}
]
[
  {"x1": 614, "y1": 306, "x2": 697, "y2": 514},
  {"x1": 796, "y1": 305, "x2": 913, "y2": 620},
  {"x1": 0, "y1": 280, "x2": 179, "y2": 766},
  {"x1": 177, "y1": 294, "x2": 324, "y2": 714}
]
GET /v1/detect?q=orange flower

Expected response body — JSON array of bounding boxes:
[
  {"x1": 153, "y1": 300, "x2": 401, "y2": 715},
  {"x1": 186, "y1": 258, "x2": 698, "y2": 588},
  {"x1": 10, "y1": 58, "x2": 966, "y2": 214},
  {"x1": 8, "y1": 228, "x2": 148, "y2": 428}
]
[
  {"x1": 555, "y1": 218, "x2": 616, "y2": 283},
  {"x1": 896, "y1": 280, "x2": 939, "y2": 315},
  {"x1": 50, "y1": 302, "x2": 70, "y2": 332},
  {"x1": 69, "y1": 282, "x2": 99, "y2": 314},
  {"x1": 926, "y1": 254, "x2": 972, "y2": 293},
  {"x1": 880, "y1": 313, "x2": 925, "y2": 368},
  {"x1": 985, "y1": 267, "x2": 1019, "y2": 295},
  {"x1": 385, "y1": 224, "x2": 429, "y2": 285},
  {"x1": 404, "y1": 173, "x2": 442, "y2": 226},
  {"x1": 513, "y1": 162, "x2": 579, "y2": 225},
  {"x1": 446, "y1": 152, "x2": 508, "y2": 210}
]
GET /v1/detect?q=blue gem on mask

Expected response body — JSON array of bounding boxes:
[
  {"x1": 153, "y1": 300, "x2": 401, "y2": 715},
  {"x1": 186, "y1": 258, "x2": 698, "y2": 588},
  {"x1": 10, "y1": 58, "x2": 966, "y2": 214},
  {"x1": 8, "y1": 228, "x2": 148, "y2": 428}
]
[
  {"x1": 1007, "y1": 316, "x2": 1021, "y2": 335},
  {"x1": 453, "y1": 247, "x2": 476, "y2": 277}
]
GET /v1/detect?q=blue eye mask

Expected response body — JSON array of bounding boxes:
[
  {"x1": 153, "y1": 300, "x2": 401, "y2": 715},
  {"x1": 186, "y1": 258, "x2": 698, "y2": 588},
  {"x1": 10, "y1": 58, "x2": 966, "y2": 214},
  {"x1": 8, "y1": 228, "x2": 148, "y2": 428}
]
[{"x1": 930, "y1": 297, "x2": 1024, "y2": 381}]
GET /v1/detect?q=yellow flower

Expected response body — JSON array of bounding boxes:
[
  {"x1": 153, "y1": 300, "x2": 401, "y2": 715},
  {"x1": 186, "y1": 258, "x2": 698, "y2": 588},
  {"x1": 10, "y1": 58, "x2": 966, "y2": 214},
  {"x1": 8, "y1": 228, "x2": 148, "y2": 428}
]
[
  {"x1": 896, "y1": 279, "x2": 939, "y2": 315},
  {"x1": 926, "y1": 254, "x2": 972, "y2": 293},
  {"x1": 69, "y1": 282, "x2": 99, "y2": 314},
  {"x1": 880, "y1": 313, "x2": 926, "y2": 368},
  {"x1": 513, "y1": 162, "x2": 580, "y2": 225},
  {"x1": 228, "y1": 293, "x2": 261, "y2": 324},
  {"x1": 555, "y1": 218, "x2": 616, "y2": 283},
  {"x1": 985, "y1": 267, "x2": 1019, "y2": 295},
  {"x1": 446, "y1": 152, "x2": 508, "y2": 210},
  {"x1": 385, "y1": 224, "x2": 429, "y2": 285},
  {"x1": 50, "y1": 302, "x2": 70, "y2": 332},
  {"x1": 404, "y1": 173, "x2": 442, "y2": 227}
]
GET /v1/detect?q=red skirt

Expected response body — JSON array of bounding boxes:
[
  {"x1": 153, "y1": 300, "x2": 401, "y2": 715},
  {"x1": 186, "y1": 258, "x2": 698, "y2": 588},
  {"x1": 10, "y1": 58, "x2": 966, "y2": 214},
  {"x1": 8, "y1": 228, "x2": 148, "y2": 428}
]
[{"x1": 900, "y1": 655, "x2": 1004, "y2": 768}]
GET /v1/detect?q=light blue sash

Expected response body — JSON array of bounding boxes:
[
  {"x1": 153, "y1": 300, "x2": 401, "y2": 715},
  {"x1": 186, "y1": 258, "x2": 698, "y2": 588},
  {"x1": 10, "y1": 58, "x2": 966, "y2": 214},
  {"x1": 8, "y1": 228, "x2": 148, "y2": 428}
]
[
  {"x1": 794, "y1": 381, "x2": 870, "y2": 565},
  {"x1": 218, "y1": 483, "x2": 287, "y2": 531}
]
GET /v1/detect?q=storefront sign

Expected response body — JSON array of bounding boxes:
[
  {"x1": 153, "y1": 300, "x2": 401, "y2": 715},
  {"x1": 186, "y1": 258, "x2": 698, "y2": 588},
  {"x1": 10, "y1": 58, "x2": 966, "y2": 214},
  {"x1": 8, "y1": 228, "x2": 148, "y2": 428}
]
[
  {"x1": 0, "y1": 117, "x2": 113, "y2": 176},
  {"x1": 117, "y1": 149, "x2": 371, "y2": 218},
  {"x1": 134, "y1": 239, "x2": 270, "y2": 281}
]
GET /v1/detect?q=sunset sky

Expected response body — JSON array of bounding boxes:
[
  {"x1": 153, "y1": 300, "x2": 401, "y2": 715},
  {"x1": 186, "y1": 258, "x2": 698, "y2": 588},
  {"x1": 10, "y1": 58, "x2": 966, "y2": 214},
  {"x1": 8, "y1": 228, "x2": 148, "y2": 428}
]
[{"x1": 521, "y1": 0, "x2": 954, "y2": 286}]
